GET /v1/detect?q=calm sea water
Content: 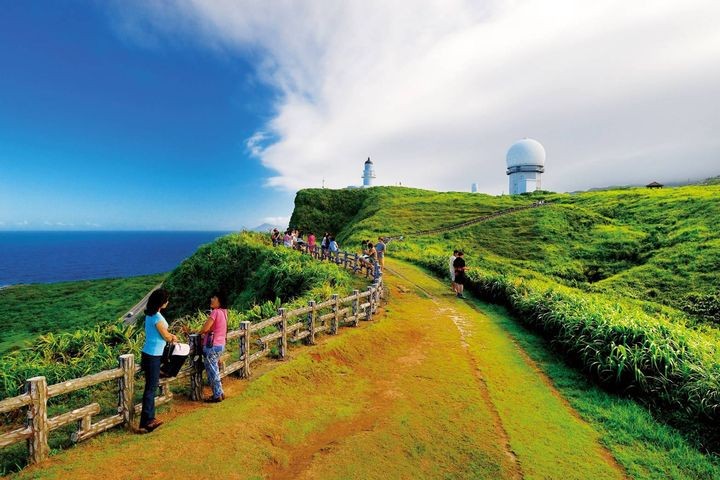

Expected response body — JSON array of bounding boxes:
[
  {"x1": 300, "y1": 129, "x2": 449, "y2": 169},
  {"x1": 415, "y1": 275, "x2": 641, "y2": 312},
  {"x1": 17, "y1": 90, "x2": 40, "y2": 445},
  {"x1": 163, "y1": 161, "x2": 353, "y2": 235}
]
[{"x1": 0, "y1": 231, "x2": 230, "y2": 286}]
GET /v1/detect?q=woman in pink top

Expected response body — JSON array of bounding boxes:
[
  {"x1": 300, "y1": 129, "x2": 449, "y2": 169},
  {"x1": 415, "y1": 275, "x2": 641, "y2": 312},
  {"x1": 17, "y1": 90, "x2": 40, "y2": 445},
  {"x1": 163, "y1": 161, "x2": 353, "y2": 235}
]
[
  {"x1": 196, "y1": 292, "x2": 228, "y2": 402},
  {"x1": 307, "y1": 232, "x2": 316, "y2": 253}
]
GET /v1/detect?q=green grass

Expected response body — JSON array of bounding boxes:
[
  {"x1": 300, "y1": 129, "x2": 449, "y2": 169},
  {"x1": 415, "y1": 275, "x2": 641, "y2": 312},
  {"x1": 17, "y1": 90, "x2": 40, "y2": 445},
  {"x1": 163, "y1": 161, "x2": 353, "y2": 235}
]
[
  {"x1": 473, "y1": 299, "x2": 720, "y2": 479},
  {"x1": 289, "y1": 184, "x2": 720, "y2": 450},
  {"x1": 0, "y1": 274, "x2": 165, "y2": 355}
]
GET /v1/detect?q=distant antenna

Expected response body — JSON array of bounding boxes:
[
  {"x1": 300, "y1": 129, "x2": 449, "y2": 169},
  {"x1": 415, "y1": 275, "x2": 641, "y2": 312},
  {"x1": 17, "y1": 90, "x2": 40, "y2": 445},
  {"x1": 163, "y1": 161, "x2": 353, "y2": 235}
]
[{"x1": 322, "y1": 178, "x2": 325, "y2": 189}]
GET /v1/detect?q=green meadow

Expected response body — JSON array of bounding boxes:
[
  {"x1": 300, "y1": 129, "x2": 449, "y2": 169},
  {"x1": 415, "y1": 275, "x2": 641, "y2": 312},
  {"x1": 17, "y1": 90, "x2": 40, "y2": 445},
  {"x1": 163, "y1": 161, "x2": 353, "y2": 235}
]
[
  {"x1": 290, "y1": 184, "x2": 720, "y2": 453},
  {"x1": 0, "y1": 274, "x2": 165, "y2": 355}
]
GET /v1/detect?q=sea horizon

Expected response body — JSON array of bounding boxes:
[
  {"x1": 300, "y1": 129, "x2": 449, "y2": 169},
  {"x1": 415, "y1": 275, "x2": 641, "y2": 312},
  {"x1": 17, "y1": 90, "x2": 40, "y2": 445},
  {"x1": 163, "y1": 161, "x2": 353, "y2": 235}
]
[{"x1": 0, "y1": 230, "x2": 232, "y2": 286}]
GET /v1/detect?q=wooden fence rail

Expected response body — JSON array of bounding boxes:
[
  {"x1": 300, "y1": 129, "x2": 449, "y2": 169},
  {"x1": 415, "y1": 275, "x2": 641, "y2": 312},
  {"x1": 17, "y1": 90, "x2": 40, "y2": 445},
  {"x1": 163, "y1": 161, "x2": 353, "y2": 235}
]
[{"x1": 0, "y1": 246, "x2": 384, "y2": 466}]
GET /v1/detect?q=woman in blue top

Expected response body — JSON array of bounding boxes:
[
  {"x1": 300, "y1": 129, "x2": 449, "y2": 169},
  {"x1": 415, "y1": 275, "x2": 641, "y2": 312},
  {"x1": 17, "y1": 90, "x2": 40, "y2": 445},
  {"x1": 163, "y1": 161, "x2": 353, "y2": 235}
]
[{"x1": 140, "y1": 288, "x2": 178, "y2": 432}]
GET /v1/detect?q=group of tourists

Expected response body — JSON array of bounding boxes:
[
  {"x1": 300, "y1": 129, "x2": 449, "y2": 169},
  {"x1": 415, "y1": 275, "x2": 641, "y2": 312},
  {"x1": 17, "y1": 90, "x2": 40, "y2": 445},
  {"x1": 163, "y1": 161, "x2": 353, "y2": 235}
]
[
  {"x1": 271, "y1": 228, "x2": 340, "y2": 257},
  {"x1": 139, "y1": 288, "x2": 228, "y2": 433},
  {"x1": 359, "y1": 237, "x2": 386, "y2": 269},
  {"x1": 449, "y1": 250, "x2": 468, "y2": 299}
]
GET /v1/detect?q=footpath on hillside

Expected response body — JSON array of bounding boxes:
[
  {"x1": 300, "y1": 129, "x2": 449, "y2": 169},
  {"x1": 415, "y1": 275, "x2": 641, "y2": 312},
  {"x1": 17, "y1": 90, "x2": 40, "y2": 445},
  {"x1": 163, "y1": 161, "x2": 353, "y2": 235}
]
[{"x1": 16, "y1": 259, "x2": 626, "y2": 480}]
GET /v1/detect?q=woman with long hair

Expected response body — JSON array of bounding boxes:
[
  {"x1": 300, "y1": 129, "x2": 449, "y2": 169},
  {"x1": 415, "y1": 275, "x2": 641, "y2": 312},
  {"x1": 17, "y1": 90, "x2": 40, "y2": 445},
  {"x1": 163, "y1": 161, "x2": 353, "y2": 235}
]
[{"x1": 140, "y1": 288, "x2": 177, "y2": 432}]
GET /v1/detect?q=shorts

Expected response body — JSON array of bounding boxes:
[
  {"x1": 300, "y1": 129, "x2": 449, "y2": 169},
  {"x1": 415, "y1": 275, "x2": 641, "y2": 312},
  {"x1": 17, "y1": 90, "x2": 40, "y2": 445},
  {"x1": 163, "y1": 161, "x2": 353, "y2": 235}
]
[{"x1": 454, "y1": 271, "x2": 467, "y2": 285}]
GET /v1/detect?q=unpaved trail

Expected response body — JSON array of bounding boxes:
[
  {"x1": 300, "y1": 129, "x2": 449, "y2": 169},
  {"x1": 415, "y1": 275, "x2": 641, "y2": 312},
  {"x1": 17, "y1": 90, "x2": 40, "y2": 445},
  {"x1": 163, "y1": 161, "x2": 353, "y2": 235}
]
[{"x1": 16, "y1": 259, "x2": 626, "y2": 480}]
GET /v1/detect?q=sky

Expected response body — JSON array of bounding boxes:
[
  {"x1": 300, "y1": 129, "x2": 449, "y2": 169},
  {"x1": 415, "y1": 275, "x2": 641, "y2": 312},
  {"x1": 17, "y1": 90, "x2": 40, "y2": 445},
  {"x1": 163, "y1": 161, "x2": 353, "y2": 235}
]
[{"x1": 1, "y1": 1, "x2": 719, "y2": 230}]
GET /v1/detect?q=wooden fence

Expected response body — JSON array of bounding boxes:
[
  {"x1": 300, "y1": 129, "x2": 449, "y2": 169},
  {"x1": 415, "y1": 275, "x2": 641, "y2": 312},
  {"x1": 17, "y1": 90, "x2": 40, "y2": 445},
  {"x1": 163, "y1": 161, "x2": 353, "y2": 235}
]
[{"x1": 0, "y1": 246, "x2": 384, "y2": 465}]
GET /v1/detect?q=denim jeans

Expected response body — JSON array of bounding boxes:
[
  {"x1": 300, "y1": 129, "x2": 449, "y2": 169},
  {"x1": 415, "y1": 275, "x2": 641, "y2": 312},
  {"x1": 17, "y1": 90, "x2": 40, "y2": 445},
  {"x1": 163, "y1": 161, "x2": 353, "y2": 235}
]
[
  {"x1": 140, "y1": 352, "x2": 161, "y2": 427},
  {"x1": 203, "y1": 345, "x2": 225, "y2": 399}
]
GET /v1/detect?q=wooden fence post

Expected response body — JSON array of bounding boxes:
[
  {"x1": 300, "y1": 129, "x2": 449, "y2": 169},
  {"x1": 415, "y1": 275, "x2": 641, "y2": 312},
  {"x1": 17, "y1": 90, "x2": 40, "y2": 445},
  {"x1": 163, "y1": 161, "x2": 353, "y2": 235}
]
[
  {"x1": 367, "y1": 286, "x2": 375, "y2": 321},
  {"x1": 352, "y1": 289, "x2": 360, "y2": 327},
  {"x1": 278, "y1": 308, "x2": 288, "y2": 359},
  {"x1": 118, "y1": 354, "x2": 135, "y2": 429},
  {"x1": 343, "y1": 251, "x2": 349, "y2": 269},
  {"x1": 373, "y1": 284, "x2": 381, "y2": 313},
  {"x1": 189, "y1": 334, "x2": 204, "y2": 401},
  {"x1": 25, "y1": 376, "x2": 49, "y2": 464},
  {"x1": 331, "y1": 294, "x2": 340, "y2": 334},
  {"x1": 307, "y1": 300, "x2": 316, "y2": 345},
  {"x1": 353, "y1": 253, "x2": 359, "y2": 271},
  {"x1": 240, "y1": 322, "x2": 251, "y2": 378}
]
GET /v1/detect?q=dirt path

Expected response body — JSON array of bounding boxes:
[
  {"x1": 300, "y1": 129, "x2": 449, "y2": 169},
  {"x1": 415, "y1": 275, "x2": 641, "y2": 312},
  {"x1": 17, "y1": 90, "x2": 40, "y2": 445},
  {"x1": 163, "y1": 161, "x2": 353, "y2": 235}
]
[{"x1": 16, "y1": 259, "x2": 626, "y2": 480}]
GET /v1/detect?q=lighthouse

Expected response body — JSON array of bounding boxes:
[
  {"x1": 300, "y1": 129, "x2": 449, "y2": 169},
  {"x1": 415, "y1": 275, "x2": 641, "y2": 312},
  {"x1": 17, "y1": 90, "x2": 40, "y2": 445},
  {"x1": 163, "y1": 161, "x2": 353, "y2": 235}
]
[{"x1": 362, "y1": 157, "x2": 376, "y2": 187}]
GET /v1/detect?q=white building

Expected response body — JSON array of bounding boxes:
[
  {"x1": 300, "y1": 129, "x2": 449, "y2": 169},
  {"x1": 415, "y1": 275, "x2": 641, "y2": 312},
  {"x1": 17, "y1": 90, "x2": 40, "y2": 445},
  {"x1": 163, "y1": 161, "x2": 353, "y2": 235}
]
[
  {"x1": 362, "y1": 157, "x2": 376, "y2": 187},
  {"x1": 506, "y1": 138, "x2": 545, "y2": 195}
]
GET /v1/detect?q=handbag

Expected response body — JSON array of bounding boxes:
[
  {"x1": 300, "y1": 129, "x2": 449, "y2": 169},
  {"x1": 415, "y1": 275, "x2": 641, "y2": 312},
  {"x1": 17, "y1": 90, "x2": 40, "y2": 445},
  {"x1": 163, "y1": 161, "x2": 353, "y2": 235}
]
[{"x1": 160, "y1": 342, "x2": 190, "y2": 378}]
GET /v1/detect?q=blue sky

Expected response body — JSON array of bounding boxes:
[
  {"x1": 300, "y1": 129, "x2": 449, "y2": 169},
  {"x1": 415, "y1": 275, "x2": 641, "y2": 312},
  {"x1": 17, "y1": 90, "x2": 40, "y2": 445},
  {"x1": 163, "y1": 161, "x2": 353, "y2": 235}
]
[
  {"x1": 1, "y1": 1, "x2": 718, "y2": 230},
  {"x1": 0, "y1": 2, "x2": 288, "y2": 230}
]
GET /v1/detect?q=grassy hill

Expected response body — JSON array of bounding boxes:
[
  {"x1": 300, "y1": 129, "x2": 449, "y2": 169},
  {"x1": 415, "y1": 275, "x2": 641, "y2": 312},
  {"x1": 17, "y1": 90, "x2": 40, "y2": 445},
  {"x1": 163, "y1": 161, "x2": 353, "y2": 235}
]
[
  {"x1": 0, "y1": 274, "x2": 165, "y2": 355},
  {"x1": 292, "y1": 185, "x2": 720, "y2": 320},
  {"x1": 289, "y1": 184, "x2": 720, "y2": 446}
]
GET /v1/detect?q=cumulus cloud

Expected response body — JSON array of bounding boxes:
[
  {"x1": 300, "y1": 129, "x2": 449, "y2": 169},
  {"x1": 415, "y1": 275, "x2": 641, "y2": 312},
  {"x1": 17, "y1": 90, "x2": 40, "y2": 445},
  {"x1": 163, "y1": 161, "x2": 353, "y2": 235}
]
[{"x1": 118, "y1": 0, "x2": 720, "y2": 193}]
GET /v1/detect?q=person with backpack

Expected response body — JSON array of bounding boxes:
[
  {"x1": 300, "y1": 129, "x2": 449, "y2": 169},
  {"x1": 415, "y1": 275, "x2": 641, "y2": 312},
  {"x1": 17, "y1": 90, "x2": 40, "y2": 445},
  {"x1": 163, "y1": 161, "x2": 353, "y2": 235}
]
[
  {"x1": 140, "y1": 288, "x2": 178, "y2": 432},
  {"x1": 193, "y1": 292, "x2": 229, "y2": 402}
]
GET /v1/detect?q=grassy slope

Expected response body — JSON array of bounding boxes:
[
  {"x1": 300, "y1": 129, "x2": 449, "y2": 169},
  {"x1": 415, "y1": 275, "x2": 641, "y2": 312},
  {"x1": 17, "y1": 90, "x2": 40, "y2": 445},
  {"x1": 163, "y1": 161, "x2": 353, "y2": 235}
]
[
  {"x1": 328, "y1": 185, "x2": 720, "y2": 318},
  {"x1": 288, "y1": 186, "x2": 720, "y2": 468},
  {"x1": 0, "y1": 274, "x2": 165, "y2": 355},
  {"x1": 16, "y1": 258, "x2": 629, "y2": 480}
]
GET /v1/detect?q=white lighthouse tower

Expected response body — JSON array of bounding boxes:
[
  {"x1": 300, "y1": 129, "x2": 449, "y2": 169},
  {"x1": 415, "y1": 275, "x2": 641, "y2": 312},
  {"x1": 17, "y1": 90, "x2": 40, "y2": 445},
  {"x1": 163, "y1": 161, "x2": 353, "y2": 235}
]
[
  {"x1": 506, "y1": 138, "x2": 545, "y2": 195},
  {"x1": 362, "y1": 157, "x2": 376, "y2": 187}
]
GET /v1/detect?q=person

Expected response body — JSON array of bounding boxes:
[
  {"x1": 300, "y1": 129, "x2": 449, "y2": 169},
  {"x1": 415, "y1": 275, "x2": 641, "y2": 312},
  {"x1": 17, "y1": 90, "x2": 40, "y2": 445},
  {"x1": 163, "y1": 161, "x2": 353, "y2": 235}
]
[
  {"x1": 194, "y1": 292, "x2": 228, "y2": 402},
  {"x1": 140, "y1": 288, "x2": 178, "y2": 432},
  {"x1": 329, "y1": 236, "x2": 339, "y2": 260},
  {"x1": 376, "y1": 236, "x2": 386, "y2": 268},
  {"x1": 367, "y1": 242, "x2": 377, "y2": 265},
  {"x1": 271, "y1": 228, "x2": 280, "y2": 247},
  {"x1": 453, "y1": 251, "x2": 467, "y2": 299},
  {"x1": 307, "y1": 232, "x2": 316, "y2": 253},
  {"x1": 449, "y1": 250, "x2": 458, "y2": 293},
  {"x1": 283, "y1": 230, "x2": 293, "y2": 248},
  {"x1": 321, "y1": 233, "x2": 329, "y2": 258}
]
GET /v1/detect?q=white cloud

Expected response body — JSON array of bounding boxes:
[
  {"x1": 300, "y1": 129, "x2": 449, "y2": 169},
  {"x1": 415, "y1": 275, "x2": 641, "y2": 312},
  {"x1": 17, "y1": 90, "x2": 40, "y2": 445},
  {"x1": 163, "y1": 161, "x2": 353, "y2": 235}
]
[
  {"x1": 262, "y1": 216, "x2": 290, "y2": 227},
  {"x1": 119, "y1": 0, "x2": 720, "y2": 193}
]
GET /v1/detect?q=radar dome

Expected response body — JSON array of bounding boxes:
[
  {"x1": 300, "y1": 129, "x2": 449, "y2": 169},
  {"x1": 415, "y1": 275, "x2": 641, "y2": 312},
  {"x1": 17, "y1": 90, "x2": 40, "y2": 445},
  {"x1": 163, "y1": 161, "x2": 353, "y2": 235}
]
[{"x1": 506, "y1": 138, "x2": 546, "y2": 168}]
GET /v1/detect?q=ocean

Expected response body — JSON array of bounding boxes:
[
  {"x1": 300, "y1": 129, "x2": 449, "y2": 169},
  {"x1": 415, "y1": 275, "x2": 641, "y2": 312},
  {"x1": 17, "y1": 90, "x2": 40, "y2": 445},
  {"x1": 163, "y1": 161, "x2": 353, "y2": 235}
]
[{"x1": 0, "y1": 231, "x2": 230, "y2": 286}]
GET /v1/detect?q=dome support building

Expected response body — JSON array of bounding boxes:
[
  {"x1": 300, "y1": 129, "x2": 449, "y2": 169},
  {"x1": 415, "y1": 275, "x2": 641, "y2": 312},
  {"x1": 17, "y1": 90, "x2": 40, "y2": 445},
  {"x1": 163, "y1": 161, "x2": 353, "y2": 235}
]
[{"x1": 506, "y1": 138, "x2": 545, "y2": 195}]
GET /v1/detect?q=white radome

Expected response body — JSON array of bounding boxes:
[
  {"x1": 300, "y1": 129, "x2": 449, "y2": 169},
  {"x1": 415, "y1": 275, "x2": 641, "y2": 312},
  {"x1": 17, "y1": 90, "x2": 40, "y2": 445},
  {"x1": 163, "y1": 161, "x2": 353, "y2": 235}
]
[{"x1": 506, "y1": 138, "x2": 546, "y2": 168}]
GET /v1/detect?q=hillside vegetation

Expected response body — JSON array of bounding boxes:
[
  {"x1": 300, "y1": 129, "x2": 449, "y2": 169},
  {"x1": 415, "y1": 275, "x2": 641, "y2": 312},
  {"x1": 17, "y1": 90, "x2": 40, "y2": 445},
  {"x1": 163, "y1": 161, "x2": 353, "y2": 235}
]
[
  {"x1": 290, "y1": 184, "x2": 720, "y2": 448},
  {"x1": 0, "y1": 274, "x2": 165, "y2": 355},
  {"x1": 0, "y1": 232, "x2": 356, "y2": 400}
]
